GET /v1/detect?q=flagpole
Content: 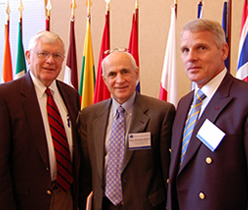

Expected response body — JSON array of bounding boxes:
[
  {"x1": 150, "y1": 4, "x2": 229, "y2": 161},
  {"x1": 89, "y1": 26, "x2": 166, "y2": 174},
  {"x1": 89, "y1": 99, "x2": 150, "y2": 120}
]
[
  {"x1": 46, "y1": 0, "x2": 52, "y2": 31},
  {"x1": 86, "y1": 0, "x2": 92, "y2": 19},
  {"x1": 71, "y1": 0, "x2": 76, "y2": 19},
  {"x1": 18, "y1": 0, "x2": 23, "y2": 37},
  {"x1": 135, "y1": 0, "x2": 139, "y2": 44},
  {"x1": 3, "y1": 0, "x2": 13, "y2": 83},
  {"x1": 5, "y1": 0, "x2": 10, "y2": 31},
  {"x1": 197, "y1": 0, "x2": 203, "y2": 19},
  {"x1": 227, "y1": 0, "x2": 231, "y2": 69},
  {"x1": 174, "y1": 0, "x2": 177, "y2": 17},
  {"x1": 106, "y1": 0, "x2": 110, "y2": 42}
]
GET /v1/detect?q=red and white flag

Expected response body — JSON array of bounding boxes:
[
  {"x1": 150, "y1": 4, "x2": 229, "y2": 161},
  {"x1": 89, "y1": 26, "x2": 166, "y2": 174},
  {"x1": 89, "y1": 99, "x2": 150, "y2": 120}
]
[
  {"x1": 236, "y1": 0, "x2": 248, "y2": 82},
  {"x1": 159, "y1": 5, "x2": 177, "y2": 106}
]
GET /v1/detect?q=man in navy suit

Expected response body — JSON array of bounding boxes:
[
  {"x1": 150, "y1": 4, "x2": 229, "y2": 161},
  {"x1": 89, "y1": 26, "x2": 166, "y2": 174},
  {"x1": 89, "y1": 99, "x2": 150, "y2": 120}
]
[
  {"x1": 167, "y1": 18, "x2": 248, "y2": 210},
  {"x1": 0, "y1": 31, "x2": 81, "y2": 210}
]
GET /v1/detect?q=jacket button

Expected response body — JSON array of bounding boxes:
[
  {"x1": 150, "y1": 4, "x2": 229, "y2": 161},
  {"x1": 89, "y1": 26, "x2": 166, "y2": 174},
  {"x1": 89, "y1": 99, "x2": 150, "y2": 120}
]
[
  {"x1": 47, "y1": 190, "x2": 52, "y2": 195},
  {"x1": 205, "y1": 157, "x2": 212, "y2": 164},
  {"x1": 199, "y1": 192, "x2": 205, "y2": 199}
]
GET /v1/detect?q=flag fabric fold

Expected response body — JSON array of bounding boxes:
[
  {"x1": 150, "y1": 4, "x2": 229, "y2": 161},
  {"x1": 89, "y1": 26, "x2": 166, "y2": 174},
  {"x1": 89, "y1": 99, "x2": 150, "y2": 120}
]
[
  {"x1": 2, "y1": 22, "x2": 13, "y2": 83},
  {"x1": 222, "y1": 1, "x2": 230, "y2": 71},
  {"x1": 159, "y1": 5, "x2": 178, "y2": 107},
  {"x1": 237, "y1": 0, "x2": 248, "y2": 82},
  {"x1": 64, "y1": 18, "x2": 78, "y2": 90},
  {"x1": 93, "y1": 11, "x2": 111, "y2": 104},
  {"x1": 15, "y1": 20, "x2": 26, "y2": 79},
  {"x1": 197, "y1": 1, "x2": 203, "y2": 18},
  {"x1": 79, "y1": 17, "x2": 95, "y2": 109},
  {"x1": 128, "y1": 10, "x2": 140, "y2": 92},
  {"x1": 191, "y1": 1, "x2": 203, "y2": 90}
]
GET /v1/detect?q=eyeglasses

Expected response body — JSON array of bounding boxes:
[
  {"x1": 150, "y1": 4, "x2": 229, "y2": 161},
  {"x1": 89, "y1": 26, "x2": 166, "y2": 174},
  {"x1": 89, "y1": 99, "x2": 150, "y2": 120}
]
[
  {"x1": 104, "y1": 48, "x2": 129, "y2": 55},
  {"x1": 30, "y1": 50, "x2": 65, "y2": 62}
]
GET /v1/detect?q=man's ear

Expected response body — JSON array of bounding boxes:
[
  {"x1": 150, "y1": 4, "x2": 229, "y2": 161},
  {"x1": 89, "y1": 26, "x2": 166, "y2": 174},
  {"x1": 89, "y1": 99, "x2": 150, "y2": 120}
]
[
  {"x1": 25, "y1": 50, "x2": 31, "y2": 65},
  {"x1": 221, "y1": 43, "x2": 229, "y2": 61}
]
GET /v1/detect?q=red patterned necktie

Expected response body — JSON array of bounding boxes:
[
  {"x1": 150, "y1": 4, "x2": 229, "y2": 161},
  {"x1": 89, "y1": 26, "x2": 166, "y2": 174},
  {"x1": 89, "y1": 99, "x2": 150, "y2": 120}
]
[{"x1": 46, "y1": 88, "x2": 73, "y2": 192}]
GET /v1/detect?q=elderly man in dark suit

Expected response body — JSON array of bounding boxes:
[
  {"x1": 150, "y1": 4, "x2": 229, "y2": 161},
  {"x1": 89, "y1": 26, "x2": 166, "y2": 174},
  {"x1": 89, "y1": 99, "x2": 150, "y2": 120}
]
[
  {"x1": 79, "y1": 49, "x2": 175, "y2": 209},
  {"x1": 0, "y1": 31, "x2": 82, "y2": 210},
  {"x1": 167, "y1": 18, "x2": 248, "y2": 210}
]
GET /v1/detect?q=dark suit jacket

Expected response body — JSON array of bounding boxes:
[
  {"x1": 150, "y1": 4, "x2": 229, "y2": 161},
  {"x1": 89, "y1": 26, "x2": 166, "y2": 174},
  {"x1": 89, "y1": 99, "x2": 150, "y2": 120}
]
[
  {"x1": 0, "y1": 72, "x2": 81, "y2": 210},
  {"x1": 79, "y1": 92, "x2": 175, "y2": 210},
  {"x1": 167, "y1": 72, "x2": 248, "y2": 210}
]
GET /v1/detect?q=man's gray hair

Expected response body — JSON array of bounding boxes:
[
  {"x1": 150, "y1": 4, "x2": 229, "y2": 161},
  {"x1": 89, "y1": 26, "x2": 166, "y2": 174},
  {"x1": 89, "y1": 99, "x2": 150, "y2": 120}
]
[
  {"x1": 28, "y1": 30, "x2": 65, "y2": 52},
  {"x1": 182, "y1": 18, "x2": 226, "y2": 48}
]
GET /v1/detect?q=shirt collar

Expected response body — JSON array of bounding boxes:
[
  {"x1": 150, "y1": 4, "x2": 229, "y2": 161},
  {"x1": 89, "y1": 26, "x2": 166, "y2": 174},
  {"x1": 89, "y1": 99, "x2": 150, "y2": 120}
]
[
  {"x1": 195, "y1": 68, "x2": 227, "y2": 99},
  {"x1": 111, "y1": 92, "x2": 136, "y2": 117},
  {"x1": 30, "y1": 71, "x2": 57, "y2": 98}
]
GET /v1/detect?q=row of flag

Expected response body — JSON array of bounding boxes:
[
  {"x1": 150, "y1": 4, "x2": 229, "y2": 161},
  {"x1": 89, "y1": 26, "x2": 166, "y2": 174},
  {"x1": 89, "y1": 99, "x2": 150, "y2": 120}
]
[
  {"x1": 2, "y1": 0, "x2": 248, "y2": 109},
  {"x1": 160, "y1": 0, "x2": 248, "y2": 106},
  {"x1": 64, "y1": 0, "x2": 140, "y2": 110},
  {"x1": 2, "y1": 0, "x2": 26, "y2": 83}
]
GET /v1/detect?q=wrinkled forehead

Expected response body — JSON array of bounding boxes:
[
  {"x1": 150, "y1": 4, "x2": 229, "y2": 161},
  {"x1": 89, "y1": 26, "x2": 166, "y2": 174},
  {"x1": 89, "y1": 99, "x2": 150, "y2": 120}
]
[{"x1": 105, "y1": 51, "x2": 135, "y2": 69}]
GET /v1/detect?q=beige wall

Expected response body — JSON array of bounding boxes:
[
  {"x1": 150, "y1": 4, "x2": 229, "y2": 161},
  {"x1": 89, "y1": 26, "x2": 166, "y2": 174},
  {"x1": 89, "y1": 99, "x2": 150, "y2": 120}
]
[{"x1": 51, "y1": 0, "x2": 243, "y2": 101}]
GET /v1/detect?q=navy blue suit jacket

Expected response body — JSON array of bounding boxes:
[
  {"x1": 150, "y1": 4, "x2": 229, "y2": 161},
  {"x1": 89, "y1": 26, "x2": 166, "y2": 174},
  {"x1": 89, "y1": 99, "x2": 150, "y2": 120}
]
[{"x1": 167, "y1": 72, "x2": 248, "y2": 210}]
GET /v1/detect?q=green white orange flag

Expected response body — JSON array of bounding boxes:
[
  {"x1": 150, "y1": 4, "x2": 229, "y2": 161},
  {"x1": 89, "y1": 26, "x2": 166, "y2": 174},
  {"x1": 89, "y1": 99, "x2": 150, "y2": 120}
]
[
  {"x1": 79, "y1": 16, "x2": 95, "y2": 109},
  {"x1": 15, "y1": 20, "x2": 26, "y2": 79},
  {"x1": 15, "y1": 2, "x2": 26, "y2": 79},
  {"x1": 2, "y1": 19, "x2": 13, "y2": 83}
]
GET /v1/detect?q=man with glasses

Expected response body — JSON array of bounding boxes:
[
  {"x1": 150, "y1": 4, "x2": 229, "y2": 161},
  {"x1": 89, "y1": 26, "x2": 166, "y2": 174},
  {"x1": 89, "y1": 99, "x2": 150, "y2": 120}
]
[
  {"x1": 79, "y1": 49, "x2": 176, "y2": 209},
  {"x1": 0, "y1": 31, "x2": 81, "y2": 210}
]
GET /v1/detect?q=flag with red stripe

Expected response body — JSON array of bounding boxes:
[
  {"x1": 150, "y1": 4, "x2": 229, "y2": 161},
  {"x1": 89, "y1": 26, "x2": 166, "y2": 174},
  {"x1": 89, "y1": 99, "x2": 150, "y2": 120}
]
[{"x1": 237, "y1": 0, "x2": 248, "y2": 82}]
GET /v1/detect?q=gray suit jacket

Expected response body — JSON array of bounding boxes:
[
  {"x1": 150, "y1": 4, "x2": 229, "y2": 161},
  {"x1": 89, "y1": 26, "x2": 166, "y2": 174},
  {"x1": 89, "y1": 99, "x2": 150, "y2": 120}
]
[
  {"x1": 80, "y1": 92, "x2": 175, "y2": 210},
  {"x1": 0, "y1": 72, "x2": 81, "y2": 210},
  {"x1": 167, "y1": 72, "x2": 248, "y2": 210}
]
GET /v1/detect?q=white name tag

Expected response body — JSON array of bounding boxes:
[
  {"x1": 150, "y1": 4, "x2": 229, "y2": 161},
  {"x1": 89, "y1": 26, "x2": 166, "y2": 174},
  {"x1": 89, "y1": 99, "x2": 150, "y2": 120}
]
[
  {"x1": 197, "y1": 119, "x2": 225, "y2": 152},
  {"x1": 128, "y1": 132, "x2": 151, "y2": 150}
]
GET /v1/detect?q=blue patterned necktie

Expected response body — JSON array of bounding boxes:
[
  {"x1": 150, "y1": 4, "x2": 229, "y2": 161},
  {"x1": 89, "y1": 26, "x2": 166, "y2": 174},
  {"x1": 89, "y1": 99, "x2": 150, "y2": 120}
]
[
  {"x1": 105, "y1": 106, "x2": 125, "y2": 205},
  {"x1": 180, "y1": 89, "x2": 206, "y2": 166}
]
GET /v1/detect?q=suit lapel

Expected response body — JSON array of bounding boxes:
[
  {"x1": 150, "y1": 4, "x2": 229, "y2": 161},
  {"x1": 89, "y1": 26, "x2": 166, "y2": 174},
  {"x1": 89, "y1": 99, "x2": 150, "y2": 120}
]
[
  {"x1": 122, "y1": 93, "x2": 150, "y2": 172},
  {"x1": 93, "y1": 100, "x2": 112, "y2": 177},
  {"x1": 179, "y1": 73, "x2": 234, "y2": 173},
  {"x1": 21, "y1": 73, "x2": 49, "y2": 167},
  {"x1": 56, "y1": 81, "x2": 81, "y2": 169},
  {"x1": 170, "y1": 92, "x2": 193, "y2": 176}
]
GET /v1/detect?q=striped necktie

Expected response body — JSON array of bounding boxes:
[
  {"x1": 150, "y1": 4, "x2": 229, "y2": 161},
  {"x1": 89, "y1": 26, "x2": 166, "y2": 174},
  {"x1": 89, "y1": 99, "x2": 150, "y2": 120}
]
[
  {"x1": 180, "y1": 89, "x2": 206, "y2": 166},
  {"x1": 46, "y1": 88, "x2": 73, "y2": 192},
  {"x1": 105, "y1": 106, "x2": 125, "y2": 205}
]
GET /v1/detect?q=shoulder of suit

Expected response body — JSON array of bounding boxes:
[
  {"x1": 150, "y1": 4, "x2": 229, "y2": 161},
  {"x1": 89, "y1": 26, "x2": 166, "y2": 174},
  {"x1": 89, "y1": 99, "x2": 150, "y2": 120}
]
[
  {"x1": 138, "y1": 94, "x2": 175, "y2": 106},
  {"x1": 82, "y1": 98, "x2": 111, "y2": 112},
  {"x1": 0, "y1": 75, "x2": 25, "y2": 94},
  {"x1": 56, "y1": 80, "x2": 79, "y2": 95},
  {"x1": 136, "y1": 94, "x2": 176, "y2": 113}
]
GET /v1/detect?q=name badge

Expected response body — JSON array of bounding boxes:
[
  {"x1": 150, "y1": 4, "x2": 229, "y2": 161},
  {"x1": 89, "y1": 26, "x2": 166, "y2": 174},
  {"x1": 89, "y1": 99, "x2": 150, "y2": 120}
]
[
  {"x1": 128, "y1": 132, "x2": 151, "y2": 150},
  {"x1": 197, "y1": 119, "x2": 225, "y2": 152}
]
